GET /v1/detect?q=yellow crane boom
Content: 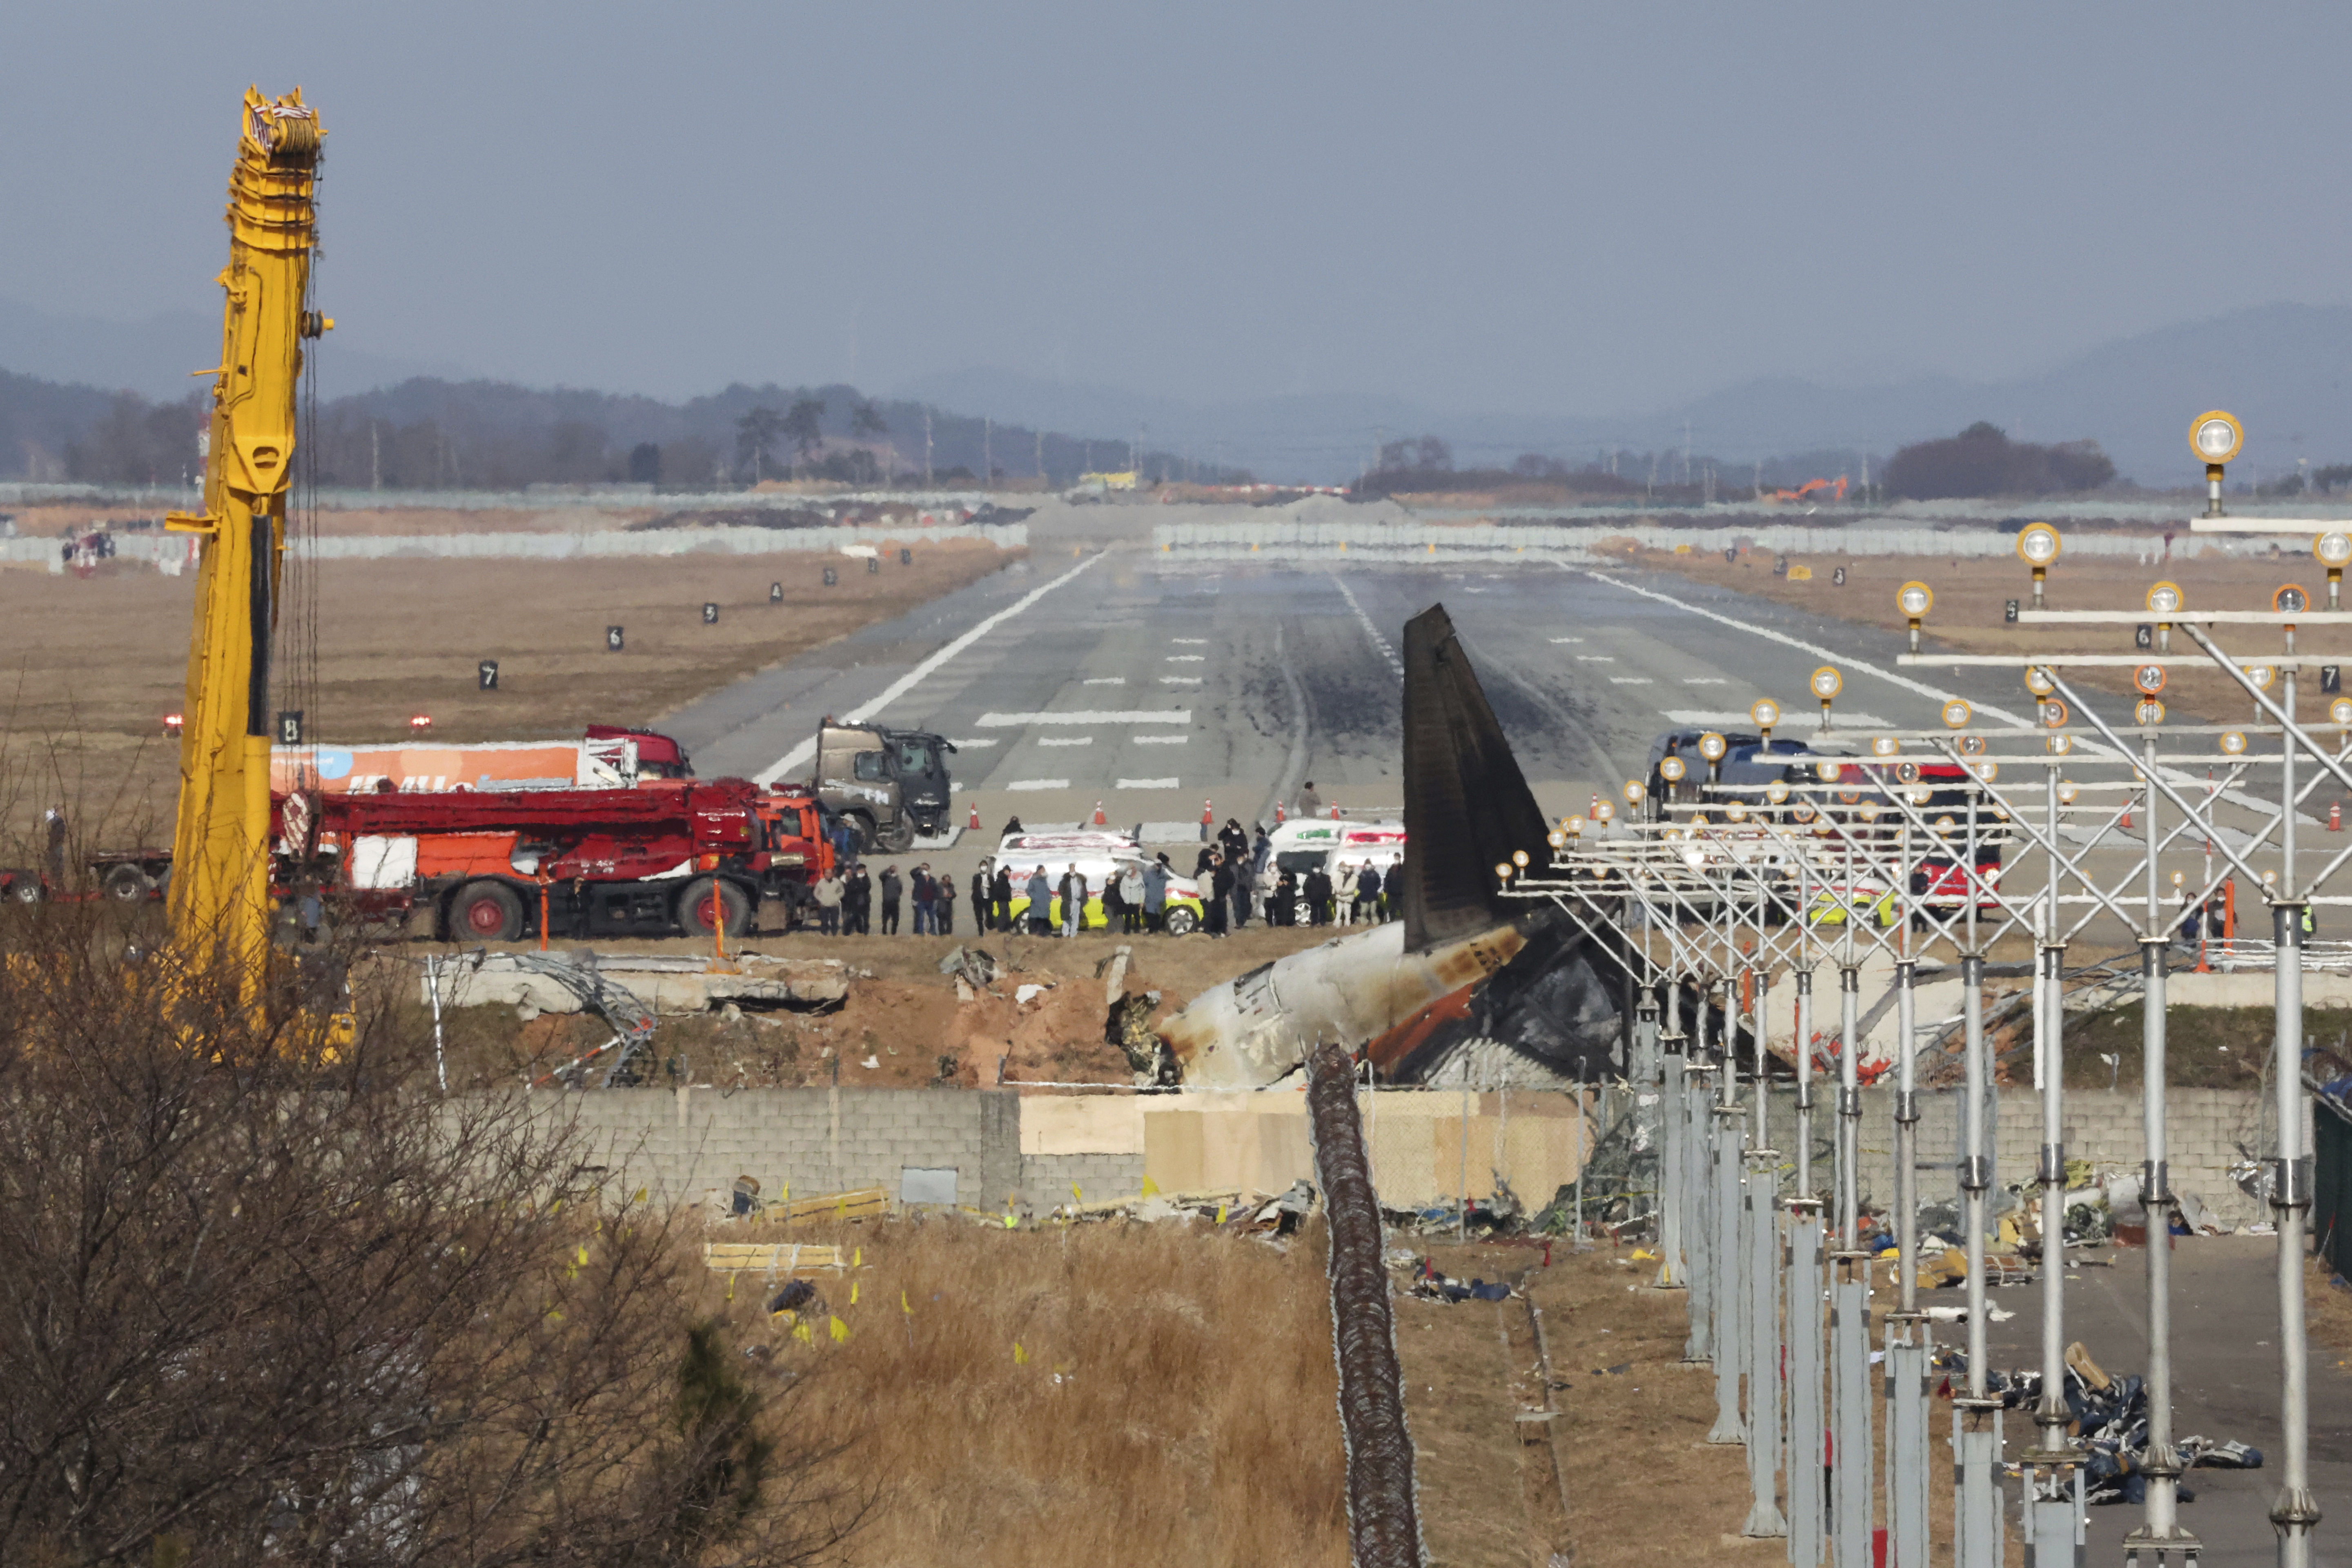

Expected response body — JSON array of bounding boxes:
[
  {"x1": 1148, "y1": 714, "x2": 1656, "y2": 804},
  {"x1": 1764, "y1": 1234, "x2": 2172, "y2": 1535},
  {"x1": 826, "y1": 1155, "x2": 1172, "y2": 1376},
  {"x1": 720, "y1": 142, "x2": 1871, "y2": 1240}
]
[{"x1": 165, "y1": 88, "x2": 328, "y2": 993}]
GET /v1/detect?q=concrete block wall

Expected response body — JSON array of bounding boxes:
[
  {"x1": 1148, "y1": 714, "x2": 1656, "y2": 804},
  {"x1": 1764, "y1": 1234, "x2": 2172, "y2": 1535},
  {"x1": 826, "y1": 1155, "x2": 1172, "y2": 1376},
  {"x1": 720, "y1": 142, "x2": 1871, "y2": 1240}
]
[
  {"x1": 1021, "y1": 1152, "x2": 1147, "y2": 1209},
  {"x1": 1750, "y1": 1085, "x2": 2293, "y2": 1228},
  {"x1": 530, "y1": 1086, "x2": 1022, "y2": 1211}
]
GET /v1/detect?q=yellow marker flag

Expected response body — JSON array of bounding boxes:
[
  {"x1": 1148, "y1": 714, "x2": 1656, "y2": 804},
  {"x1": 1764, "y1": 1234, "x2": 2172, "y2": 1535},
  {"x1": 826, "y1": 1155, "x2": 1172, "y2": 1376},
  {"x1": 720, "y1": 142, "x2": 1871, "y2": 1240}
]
[
  {"x1": 1003, "y1": 1212, "x2": 1018, "y2": 1230},
  {"x1": 632, "y1": 1187, "x2": 647, "y2": 1205},
  {"x1": 577, "y1": 1243, "x2": 590, "y2": 1266},
  {"x1": 831, "y1": 1316, "x2": 851, "y2": 1343},
  {"x1": 836, "y1": 1196, "x2": 848, "y2": 1220},
  {"x1": 901, "y1": 1289, "x2": 912, "y2": 1316},
  {"x1": 1071, "y1": 1183, "x2": 1083, "y2": 1204},
  {"x1": 725, "y1": 1272, "x2": 736, "y2": 1302},
  {"x1": 1214, "y1": 1202, "x2": 1227, "y2": 1225},
  {"x1": 1140, "y1": 1174, "x2": 1161, "y2": 1198},
  {"x1": 850, "y1": 1280, "x2": 860, "y2": 1306},
  {"x1": 1013, "y1": 1342, "x2": 1028, "y2": 1365},
  {"x1": 793, "y1": 1321, "x2": 813, "y2": 1345},
  {"x1": 781, "y1": 1182, "x2": 789, "y2": 1203},
  {"x1": 853, "y1": 1247, "x2": 862, "y2": 1268}
]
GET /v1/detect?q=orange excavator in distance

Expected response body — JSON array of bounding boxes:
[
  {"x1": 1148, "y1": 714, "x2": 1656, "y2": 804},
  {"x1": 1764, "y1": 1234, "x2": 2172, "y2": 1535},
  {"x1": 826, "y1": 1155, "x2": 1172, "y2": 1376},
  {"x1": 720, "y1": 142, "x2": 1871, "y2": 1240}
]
[{"x1": 1767, "y1": 475, "x2": 1849, "y2": 504}]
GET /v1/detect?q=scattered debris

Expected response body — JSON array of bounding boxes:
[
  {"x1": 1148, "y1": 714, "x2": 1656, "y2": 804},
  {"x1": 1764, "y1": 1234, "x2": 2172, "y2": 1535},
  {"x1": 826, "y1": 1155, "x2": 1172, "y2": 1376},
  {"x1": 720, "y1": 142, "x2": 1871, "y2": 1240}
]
[
  {"x1": 1404, "y1": 1258, "x2": 1514, "y2": 1304},
  {"x1": 1933, "y1": 1341, "x2": 2265, "y2": 1505}
]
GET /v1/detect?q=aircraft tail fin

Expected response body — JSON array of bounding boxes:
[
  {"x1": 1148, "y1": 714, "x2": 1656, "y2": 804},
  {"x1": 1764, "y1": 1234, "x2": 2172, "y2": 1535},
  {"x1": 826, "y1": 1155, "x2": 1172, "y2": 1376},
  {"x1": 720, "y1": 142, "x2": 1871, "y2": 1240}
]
[{"x1": 1399, "y1": 604, "x2": 1551, "y2": 951}]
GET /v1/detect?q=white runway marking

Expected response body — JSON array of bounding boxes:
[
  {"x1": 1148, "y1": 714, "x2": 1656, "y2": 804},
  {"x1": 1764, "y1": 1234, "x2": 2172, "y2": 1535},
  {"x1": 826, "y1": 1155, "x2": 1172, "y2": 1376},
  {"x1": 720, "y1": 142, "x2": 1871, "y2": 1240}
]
[
  {"x1": 1610, "y1": 676, "x2": 1654, "y2": 685},
  {"x1": 755, "y1": 552, "x2": 1105, "y2": 784},
  {"x1": 1167, "y1": 655, "x2": 1205, "y2": 663},
  {"x1": 1171, "y1": 637, "x2": 1208, "y2": 645},
  {"x1": 1133, "y1": 734, "x2": 1187, "y2": 745},
  {"x1": 1160, "y1": 676, "x2": 1203, "y2": 685},
  {"x1": 976, "y1": 709, "x2": 1192, "y2": 726},
  {"x1": 1038, "y1": 736, "x2": 1093, "y2": 747},
  {"x1": 947, "y1": 738, "x2": 998, "y2": 748},
  {"x1": 1118, "y1": 777, "x2": 1180, "y2": 789},
  {"x1": 1083, "y1": 676, "x2": 1126, "y2": 686},
  {"x1": 1006, "y1": 779, "x2": 1069, "y2": 792},
  {"x1": 1575, "y1": 655, "x2": 1616, "y2": 663},
  {"x1": 1684, "y1": 677, "x2": 1728, "y2": 685},
  {"x1": 1329, "y1": 576, "x2": 1404, "y2": 679},
  {"x1": 1550, "y1": 637, "x2": 1584, "y2": 644}
]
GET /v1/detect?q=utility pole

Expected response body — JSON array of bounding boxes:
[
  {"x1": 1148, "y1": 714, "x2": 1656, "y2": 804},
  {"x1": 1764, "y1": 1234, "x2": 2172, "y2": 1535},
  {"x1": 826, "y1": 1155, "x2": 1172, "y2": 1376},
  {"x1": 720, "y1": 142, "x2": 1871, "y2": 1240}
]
[
  {"x1": 1035, "y1": 430, "x2": 1045, "y2": 484},
  {"x1": 923, "y1": 408, "x2": 933, "y2": 488},
  {"x1": 1682, "y1": 419, "x2": 1693, "y2": 486},
  {"x1": 983, "y1": 416, "x2": 992, "y2": 487},
  {"x1": 370, "y1": 423, "x2": 380, "y2": 492},
  {"x1": 1860, "y1": 451, "x2": 1871, "y2": 506},
  {"x1": 1131, "y1": 425, "x2": 1141, "y2": 476}
]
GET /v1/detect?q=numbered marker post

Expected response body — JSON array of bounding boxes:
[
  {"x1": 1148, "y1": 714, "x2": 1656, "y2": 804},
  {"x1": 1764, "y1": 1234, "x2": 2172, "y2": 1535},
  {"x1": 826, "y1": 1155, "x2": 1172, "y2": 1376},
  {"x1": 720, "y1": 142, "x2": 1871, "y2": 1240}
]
[
  {"x1": 769, "y1": 581, "x2": 783, "y2": 604},
  {"x1": 478, "y1": 660, "x2": 499, "y2": 691},
  {"x1": 823, "y1": 567, "x2": 837, "y2": 586},
  {"x1": 277, "y1": 710, "x2": 303, "y2": 745},
  {"x1": 702, "y1": 602, "x2": 718, "y2": 624},
  {"x1": 606, "y1": 626, "x2": 625, "y2": 652},
  {"x1": 899, "y1": 548, "x2": 912, "y2": 565},
  {"x1": 866, "y1": 556, "x2": 880, "y2": 575}
]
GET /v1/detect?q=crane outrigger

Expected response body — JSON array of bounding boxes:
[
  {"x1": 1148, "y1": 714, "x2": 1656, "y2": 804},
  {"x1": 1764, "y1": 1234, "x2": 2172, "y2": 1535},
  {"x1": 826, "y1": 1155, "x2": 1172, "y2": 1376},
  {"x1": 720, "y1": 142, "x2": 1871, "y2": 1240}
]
[{"x1": 165, "y1": 87, "x2": 329, "y2": 1003}]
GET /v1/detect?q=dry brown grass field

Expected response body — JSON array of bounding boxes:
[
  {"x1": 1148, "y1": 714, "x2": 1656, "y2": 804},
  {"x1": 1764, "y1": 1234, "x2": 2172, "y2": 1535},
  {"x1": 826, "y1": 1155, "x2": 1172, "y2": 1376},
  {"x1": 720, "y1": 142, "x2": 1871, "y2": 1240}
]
[
  {"x1": 0, "y1": 535, "x2": 1013, "y2": 847},
  {"x1": 700, "y1": 1214, "x2": 1351, "y2": 1568}
]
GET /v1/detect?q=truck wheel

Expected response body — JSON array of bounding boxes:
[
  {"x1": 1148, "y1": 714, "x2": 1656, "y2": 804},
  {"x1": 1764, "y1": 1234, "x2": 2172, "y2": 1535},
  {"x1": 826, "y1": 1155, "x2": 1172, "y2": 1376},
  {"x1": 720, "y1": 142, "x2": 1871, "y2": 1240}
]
[
  {"x1": 880, "y1": 819, "x2": 916, "y2": 853},
  {"x1": 7, "y1": 875, "x2": 40, "y2": 905},
  {"x1": 449, "y1": 880, "x2": 525, "y2": 942},
  {"x1": 103, "y1": 864, "x2": 151, "y2": 903},
  {"x1": 679, "y1": 876, "x2": 751, "y2": 938},
  {"x1": 1163, "y1": 905, "x2": 1200, "y2": 936}
]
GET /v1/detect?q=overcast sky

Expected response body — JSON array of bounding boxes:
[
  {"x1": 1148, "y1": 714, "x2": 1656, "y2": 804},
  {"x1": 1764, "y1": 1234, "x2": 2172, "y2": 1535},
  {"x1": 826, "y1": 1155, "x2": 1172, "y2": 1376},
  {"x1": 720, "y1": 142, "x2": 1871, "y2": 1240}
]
[{"x1": 7, "y1": 3, "x2": 2350, "y2": 416}]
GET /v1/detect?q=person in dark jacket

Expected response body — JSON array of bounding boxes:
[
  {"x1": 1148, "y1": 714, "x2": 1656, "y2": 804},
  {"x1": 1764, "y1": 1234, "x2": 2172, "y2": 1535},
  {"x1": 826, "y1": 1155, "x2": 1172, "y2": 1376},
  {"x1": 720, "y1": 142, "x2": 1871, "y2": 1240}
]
[
  {"x1": 990, "y1": 865, "x2": 1014, "y2": 931},
  {"x1": 1058, "y1": 864, "x2": 1088, "y2": 937},
  {"x1": 1206, "y1": 853, "x2": 1231, "y2": 938},
  {"x1": 1218, "y1": 817, "x2": 1248, "y2": 864},
  {"x1": 1354, "y1": 862, "x2": 1382, "y2": 923},
  {"x1": 1025, "y1": 866, "x2": 1053, "y2": 935},
  {"x1": 1143, "y1": 856, "x2": 1170, "y2": 932},
  {"x1": 1251, "y1": 825, "x2": 1272, "y2": 876},
  {"x1": 932, "y1": 867, "x2": 954, "y2": 934},
  {"x1": 878, "y1": 865, "x2": 903, "y2": 935},
  {"x1": 1272, "y1": 869, "x2": 1296, "y2": 926},
  {"x1": 1102, "y1": 870, "x2": 1127, "y2": 933},
  {"x1": 909, "y1": 864, "x2": 933, "y2": 935},
  {"x1": 971, "y1": 869, "x2": 989, "y2": 933},
  {"x1": 842, "y1": 863, "x2": 873, "y2": 935},
  {"x1": 1194, "y1": 844, "x2": 1216, "y2": 878},
  {"x1": 1229, "y1": 863, "x2": 1251, "y2": 930},
  {"x1": 1303, "y1": 866, "x2": 1332, "y2": 926}
]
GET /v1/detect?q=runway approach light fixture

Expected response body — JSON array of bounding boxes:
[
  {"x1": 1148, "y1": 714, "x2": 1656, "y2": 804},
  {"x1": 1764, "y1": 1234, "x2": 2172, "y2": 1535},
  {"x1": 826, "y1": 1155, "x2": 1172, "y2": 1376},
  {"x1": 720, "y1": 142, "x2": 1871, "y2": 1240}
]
[
  {"x1": 2189, "y1": 409, "x2": 2243, "y2": 517},
  {"x1": 1623, "y1": 777, "x2": 1647, "y2": 805},
  {"x1": 2041, "y1": 698, "x2": 2070, "y2": 729},
  {"x1": 1592, "y1": 800, "x2": 1616, "y2": 824},
  {"x1": 2137, "y1": 697, "x2": 2167, "y2": 726},
  {"x1": 1766, "y1": 780, "x2": 1791, "y2": 805},
  {"x1": 2316, "y1": 530, "x2": 2352, "y2": 609},
  {"x1": 2049, "y1": 733, "x2": 2075, "y2": 756},
  {"x1": 2146, "y1": 580, "x2": 2185, "y2": 653},
  {"x1": 2245, "y1": 664, "x2": 2278, "y2": 691},
  {"x1": 2135, "y1": 664, "x2": 2168, "y2": 697},
  {"x1": 1751, "y1": 698, "x2": 1781, "y2": 742},
  {"x1": 1725, "y1": 800, "x2": 1749, "y2": 822},
  {"x1": 2221, "y1": 731, "x2": 2249, "y2": 757},
  {"x1": 1547, "y1": 829, "x2": 1567, "y2": 850},
  {"x1": 2275, "y1": 584, "x2": 2311, "y2": 622},
  {"x1": 1815, "y1": 759, "x2": 1844, "y2": 782},
  {"x1": 2025, "y1": 666, "x2": 2056, "y2": 698},
  {"x1": 1898, "y1": 580, "x2": 1934, "y2": 652},
  {"x1": 1659, "y1": 755, "x2": 1687, "y2": 786},
  {"x1": 1941, "y1": 697, "x2": 1973, "y2": 729},
  {"x1": 2058, "y1": 782, "x2": 2078, "y2": 806},
  {"x1": 1871, "y1": 735, "x2": 1901, "y2": 758},
  {"x1": 2016, "y1": 523, "x2": 2062, "y2": 608},
  {"x1": 409, "y1": 714, "x2": 432, "y2": 732},
  {"x1": 1566, "y1": 816, "x2": 1588, "y2": 838},
  {"x1": 2333, "y1": 697, "x2": 2352, "y2": 727},
  {"x1": 1511, "y1": 849, "x2": 1530, "y2": 868},
  {"x1": 1809, "y1": 665, "x2": 1842, "y2": 731},
  {"x1": 1971, "y1": 759, "x2": 1999, "y2": 783},
  {"x1": 1698, "y1": 731, "x2": 1727, "y2": 784},
  {"x1": 1494, "y1": 861, "x2": 1514, "y2": 882}
]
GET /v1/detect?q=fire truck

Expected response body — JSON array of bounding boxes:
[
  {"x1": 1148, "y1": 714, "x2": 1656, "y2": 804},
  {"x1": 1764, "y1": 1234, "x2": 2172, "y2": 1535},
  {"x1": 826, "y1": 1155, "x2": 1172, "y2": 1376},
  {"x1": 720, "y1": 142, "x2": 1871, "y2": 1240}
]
[{"x1": 297, "y1": 777, "x2": 833, "y2": 941}]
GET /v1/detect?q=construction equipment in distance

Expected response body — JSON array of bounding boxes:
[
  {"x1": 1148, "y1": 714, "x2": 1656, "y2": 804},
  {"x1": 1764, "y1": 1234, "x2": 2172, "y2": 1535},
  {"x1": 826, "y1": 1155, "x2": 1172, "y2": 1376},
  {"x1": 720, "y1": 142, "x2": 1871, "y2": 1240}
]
[{"x1": 163, "y1": 87, "x2": 327, "y2": 998}]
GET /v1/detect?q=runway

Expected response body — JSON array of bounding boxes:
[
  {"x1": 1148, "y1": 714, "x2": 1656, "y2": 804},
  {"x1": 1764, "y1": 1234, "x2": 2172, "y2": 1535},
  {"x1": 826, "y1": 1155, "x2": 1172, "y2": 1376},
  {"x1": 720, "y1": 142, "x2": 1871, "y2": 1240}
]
[{"x1": 664, "y1": 546, "x2": 2054, "y2": 868}]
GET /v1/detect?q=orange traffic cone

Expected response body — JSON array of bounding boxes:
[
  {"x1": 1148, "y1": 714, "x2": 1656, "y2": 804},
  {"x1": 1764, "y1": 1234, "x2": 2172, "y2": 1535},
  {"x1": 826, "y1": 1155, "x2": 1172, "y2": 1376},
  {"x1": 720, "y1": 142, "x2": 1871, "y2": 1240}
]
[
  {"x1": 1276, "y1": 801, "x2": 1287, "y2": 823},
  {"x1": 1201, "y1": 799, "x2": 1214, "y2": 842},
  {"x1": 1093, "y1": 800, "x2": 1106, "y2": 826},
  {"x1": 968, "y1": 802, "x2": 981, "y2": 830},
  {"x1": 2120, "y1": 803, "x2": 2134, "y2": 831},
  {"x1": 2333, "y1": 802, "x2": 2343, "y2": 833},
  {"x1": 1330, "y1": 803, "x2": 1341, "y2": 820}
]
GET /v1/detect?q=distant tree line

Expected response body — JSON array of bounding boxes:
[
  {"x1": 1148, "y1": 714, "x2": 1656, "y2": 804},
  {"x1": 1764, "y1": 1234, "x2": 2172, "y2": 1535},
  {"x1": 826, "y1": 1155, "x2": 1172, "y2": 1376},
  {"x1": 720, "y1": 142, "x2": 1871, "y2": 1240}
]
[
  {"x1": 0, "y1": 371, "x2": 1256, "y2": 492},
  {"x1": 1355, "y1": 435, "x2": 1641, "y2": 499},
  {"x1": 1882, "y1": 421, "x2": 2115, "y2": 500}
]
